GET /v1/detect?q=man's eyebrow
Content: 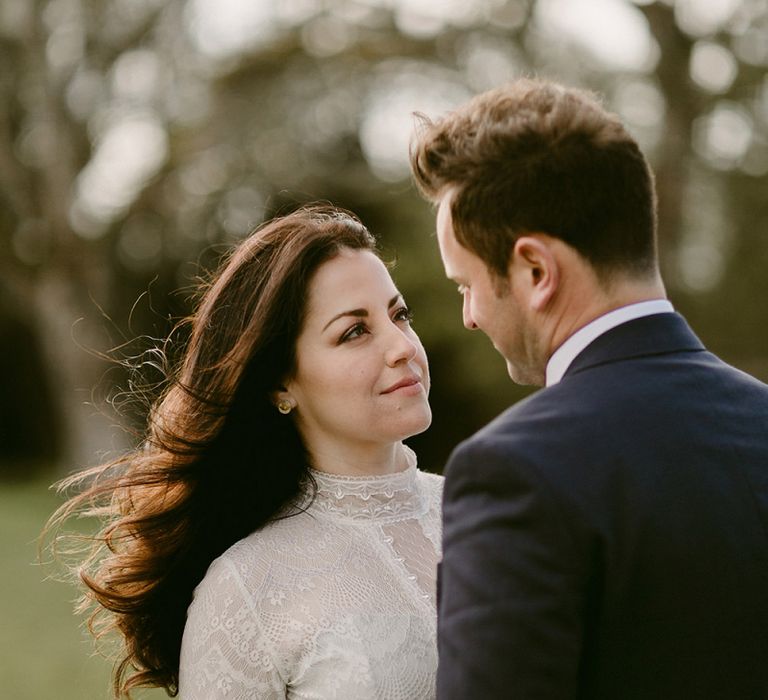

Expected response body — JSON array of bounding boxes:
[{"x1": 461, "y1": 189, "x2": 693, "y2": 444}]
[{"x1": 322, "y1": 294, "x2": 402, "y2": 332}]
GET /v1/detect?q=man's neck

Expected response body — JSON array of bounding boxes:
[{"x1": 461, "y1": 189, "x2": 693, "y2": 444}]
[{"x1": 545, "y1": 271, "x2": 667, "y2": 364}]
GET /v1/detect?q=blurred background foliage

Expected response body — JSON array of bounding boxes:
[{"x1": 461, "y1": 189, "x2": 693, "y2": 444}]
[
  {"x1": 1, "y1": 0, "x2": 767, "y2": 477},
  {"x1": 0, "y1": 1, "x2": 767, "y2": 692}
]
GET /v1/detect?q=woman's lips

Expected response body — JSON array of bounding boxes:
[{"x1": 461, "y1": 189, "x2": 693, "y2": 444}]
[{"x1": 381, "y1": 376, "x2": 421, "y2": 394}]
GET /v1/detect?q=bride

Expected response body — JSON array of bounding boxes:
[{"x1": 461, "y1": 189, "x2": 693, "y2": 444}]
[{"x1": 51, "y1": 205, "x2": 442, "y2": 699}]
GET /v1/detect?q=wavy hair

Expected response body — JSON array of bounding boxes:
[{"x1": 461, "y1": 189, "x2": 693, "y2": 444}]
[{"x1": 46, "y1": 205, "x2": 377, "y2": 697}]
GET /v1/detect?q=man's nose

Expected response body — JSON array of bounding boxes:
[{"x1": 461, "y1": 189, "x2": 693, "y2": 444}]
[{"x1": 462, "y1": 296, "x2": 478, "y2": 330}]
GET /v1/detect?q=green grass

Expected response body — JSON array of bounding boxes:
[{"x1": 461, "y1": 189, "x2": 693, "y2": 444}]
[{"x1": 0, "y1": 475, "x2": 165, "y2": 699}]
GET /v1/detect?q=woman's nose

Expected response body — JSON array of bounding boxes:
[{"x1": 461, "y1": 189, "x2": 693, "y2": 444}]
[{"x1": 385, "y1": 324, "x2": 418, "y2": 367}]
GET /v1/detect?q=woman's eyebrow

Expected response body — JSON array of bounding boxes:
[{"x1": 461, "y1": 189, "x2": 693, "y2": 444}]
[
  {"x1": 323, "y1": 307, "x2": 367, "y2": 332},
  {"x1": 322, "y1": 294, "x2": 401, "y2": 332}
]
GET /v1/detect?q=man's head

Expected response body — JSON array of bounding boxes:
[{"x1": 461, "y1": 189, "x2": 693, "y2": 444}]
[{"x1": 410, "y1": 79, "x2": 663, "y2": 384}]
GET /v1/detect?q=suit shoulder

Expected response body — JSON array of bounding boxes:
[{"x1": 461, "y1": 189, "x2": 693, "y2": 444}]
[
  {"x1": 444, "y1": 380, "x2": 623, "y2": 493},
  {"x1": 457, "y1": 384, "x2": 587, "y2": 451}
]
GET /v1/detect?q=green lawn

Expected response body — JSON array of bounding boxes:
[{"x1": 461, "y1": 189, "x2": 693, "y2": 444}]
[{"x1": 0, "y1": 475, "x2": 165, "y2": 699}]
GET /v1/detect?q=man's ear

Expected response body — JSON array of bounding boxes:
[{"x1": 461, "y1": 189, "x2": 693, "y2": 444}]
[{"x1": 510, "y1": 235, "x2": 559, "y2": 311}]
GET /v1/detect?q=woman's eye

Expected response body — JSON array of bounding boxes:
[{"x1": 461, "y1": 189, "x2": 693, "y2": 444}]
[
  {"x1": 394, "y1": 306, "x2": 414, "y2": 323},
  {"x1": 340, "y1": 322, "x2": 368, "y2": 343}
]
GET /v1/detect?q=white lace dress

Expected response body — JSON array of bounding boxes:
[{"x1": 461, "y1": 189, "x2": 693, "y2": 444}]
[{"x1": 178, "y1": 448, "x2": 443, "y2": 699}]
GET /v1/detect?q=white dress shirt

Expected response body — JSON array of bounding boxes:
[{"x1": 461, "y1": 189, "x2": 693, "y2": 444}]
[{"x1": 545, "y1": 299, "x2": 675, "y2": 387}]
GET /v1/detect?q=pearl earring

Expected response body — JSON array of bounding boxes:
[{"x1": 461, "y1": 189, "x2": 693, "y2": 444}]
[{"x1": 277, "y1": 399, "x2": 293, "y2": 415}]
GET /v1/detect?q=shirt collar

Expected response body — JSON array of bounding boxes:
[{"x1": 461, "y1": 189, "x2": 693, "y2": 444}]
[{"x1": 545, "y1": 299, "x2": 674, "y2": 387}]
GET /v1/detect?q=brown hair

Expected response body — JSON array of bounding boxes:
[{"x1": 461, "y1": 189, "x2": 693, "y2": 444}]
[
  {"x1": 410, "y1": 78, "x2": 658, "y2": 279},
  {"x1": 46, "y1": 205, "x2": 376, "y2": 697}
]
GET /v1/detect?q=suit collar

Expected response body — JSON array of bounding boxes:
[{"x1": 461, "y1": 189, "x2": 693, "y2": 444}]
[
  {"x1": 563, "y1": 312, "x2": 706, "y2": 379},
  {"x1": 546, "y1": 301, "x2": 674, "y2": 386}
]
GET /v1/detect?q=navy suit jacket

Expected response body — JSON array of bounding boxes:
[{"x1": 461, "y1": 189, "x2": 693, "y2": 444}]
[{"x1": 437, "y1": 313, "x2": 768, "y2": 699}]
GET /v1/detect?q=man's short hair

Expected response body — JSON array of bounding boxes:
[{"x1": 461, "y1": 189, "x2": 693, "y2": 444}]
[{"x1": 410, "y1": 79, "x2": 659, "y2": 280}]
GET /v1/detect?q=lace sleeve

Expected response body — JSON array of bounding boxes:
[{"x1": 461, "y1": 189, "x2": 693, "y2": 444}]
[{"x1": 178, "y1": 555, "x2": 287, "y2": 700}]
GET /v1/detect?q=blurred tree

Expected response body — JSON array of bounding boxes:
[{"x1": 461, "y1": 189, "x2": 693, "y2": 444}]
[
  {"x1": 636, "y1": 0, "x2": 768, "y2": 379},
  {"x1": 0, "y1": 0, "x2": 766, "y2": 476},
  {"x1": 0, "y1": 285, "x2": 60, "y2": 473}
]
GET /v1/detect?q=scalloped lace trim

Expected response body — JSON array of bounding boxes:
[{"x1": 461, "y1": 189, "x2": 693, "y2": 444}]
[{"x1": 304, "y1": 446, "x2": 426, "y2": 522}]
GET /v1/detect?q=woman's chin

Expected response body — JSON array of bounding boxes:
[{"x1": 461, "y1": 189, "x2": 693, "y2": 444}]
[{"x1": 397, "y1": 407, "x2": 433, "y2": 441}]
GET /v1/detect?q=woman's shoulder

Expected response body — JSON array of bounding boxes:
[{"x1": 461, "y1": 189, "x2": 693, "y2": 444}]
[
  {"x1": 195, "y1": 511, "x2": 315, "y2": 592},
  {"x1": 417, "y1": 468, "x2": 444, "y2": 504},
  {"x1": 417, "y1": 468, "x2": 444, "y2": 487}
]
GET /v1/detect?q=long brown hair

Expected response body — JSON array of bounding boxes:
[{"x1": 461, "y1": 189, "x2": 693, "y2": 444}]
[
  {"x1": 410, "y1": 78, "x2": 658, "y2": 280},
  {"x1": 46, "y1": 205, "x2": 377, "y2": 697}
]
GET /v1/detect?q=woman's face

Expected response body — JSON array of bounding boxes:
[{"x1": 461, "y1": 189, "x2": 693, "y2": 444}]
[{"x1": 284, "y1": 248, "x2": 431, "y2": 457}]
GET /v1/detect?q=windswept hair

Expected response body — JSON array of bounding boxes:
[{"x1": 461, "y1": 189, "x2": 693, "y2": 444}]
[
  {"x1": 410, "y1": 78, "x2": 658, "y2": 279},
  {"x1": 45, "y1": 205, "x2": 377, "y2": 697}
]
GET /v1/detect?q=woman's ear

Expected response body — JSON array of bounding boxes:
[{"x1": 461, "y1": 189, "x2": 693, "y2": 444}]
[
  {"x1": 510, "y1": 235, "x2": 560, "y2": 311},
  {"x1": 270, "y1": 386, "x2": 296, "y2": 415}
]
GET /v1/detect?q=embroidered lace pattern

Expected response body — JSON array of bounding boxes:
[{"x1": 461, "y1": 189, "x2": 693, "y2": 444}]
[{"x1": 178, "y1": 447, "x2": 443, "y2": 699}]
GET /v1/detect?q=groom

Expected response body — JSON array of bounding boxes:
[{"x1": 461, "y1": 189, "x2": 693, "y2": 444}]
[{"x1": 410, "y1": 79, "x2": 768, "y2": 698}]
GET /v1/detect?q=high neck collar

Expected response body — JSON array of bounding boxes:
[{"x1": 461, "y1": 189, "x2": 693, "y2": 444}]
[{"x1": 303, "y1": 446, "x2": 425, "y2": 522}]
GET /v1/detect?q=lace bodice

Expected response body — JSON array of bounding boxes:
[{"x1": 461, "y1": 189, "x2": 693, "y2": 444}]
[{"x1": 178, "y1": 447, "x2": 443, "y2": 699}]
